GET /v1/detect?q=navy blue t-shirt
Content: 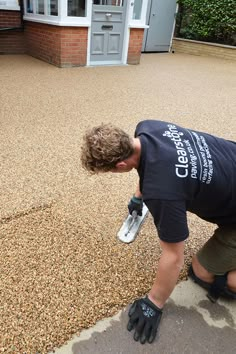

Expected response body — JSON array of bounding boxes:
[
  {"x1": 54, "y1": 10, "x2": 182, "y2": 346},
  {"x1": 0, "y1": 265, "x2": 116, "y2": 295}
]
[{"x1": 135, "y1": 120, "x2": 236, "y2": 242}]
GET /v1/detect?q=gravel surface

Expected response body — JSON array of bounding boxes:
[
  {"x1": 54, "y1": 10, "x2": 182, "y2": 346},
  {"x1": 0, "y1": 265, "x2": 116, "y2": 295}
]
[{"x1": 0, "y1": 53, "x2": 235, "y2": 353}]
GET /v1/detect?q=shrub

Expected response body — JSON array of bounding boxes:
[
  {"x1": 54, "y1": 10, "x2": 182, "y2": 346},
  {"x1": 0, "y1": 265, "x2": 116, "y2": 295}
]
[{"x1": 176, "y1": 0, "x2": 236, "y2": 45}]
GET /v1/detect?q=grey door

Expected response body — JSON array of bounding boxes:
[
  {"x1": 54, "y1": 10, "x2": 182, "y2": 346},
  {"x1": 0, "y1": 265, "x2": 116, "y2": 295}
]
[
  {"x1": 143, "y1": 0, "x2": 177, "y2": 52},
  {"x1": 90, "y1": 0, "x2": 127, "y2": 64}
]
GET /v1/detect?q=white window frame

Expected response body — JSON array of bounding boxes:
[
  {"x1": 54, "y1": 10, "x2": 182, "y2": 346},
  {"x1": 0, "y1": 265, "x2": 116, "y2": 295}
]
[
  {"x1": 23, "y1": 0, "x2": 92, "y2": 27},
  {"x1": 128, "y1": 0, "x2": 149, "y2": 29},
  {"x1": 0, "y1": 0, "x2": 20, "y2": 10}
]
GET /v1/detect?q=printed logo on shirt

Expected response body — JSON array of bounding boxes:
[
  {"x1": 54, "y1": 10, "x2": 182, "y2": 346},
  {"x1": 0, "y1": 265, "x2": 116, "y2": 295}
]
[{"x1": 162, "y1": 124, "x2": 213, "y2": 184}]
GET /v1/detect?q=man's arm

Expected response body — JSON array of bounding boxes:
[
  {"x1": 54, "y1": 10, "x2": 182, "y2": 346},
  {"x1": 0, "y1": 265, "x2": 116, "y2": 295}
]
[
  {"x1": 127, "y1": 240, "x2": 185, "y2": 344},
  {"x1": 148, "y1": 240, "x2": 185, "y2": 308},
  {"x1": 128, "y1": 183, "x2": 143, "y2": 215},
  {"x1": 145, "y1": 199, "x2": 188, "y2": 307},
  {"x1": 127, "y1": 199, "x2": 187, "y2": 343},
  {"x1": 134, "y1": 183, "x2": 142, "y2": 198}
]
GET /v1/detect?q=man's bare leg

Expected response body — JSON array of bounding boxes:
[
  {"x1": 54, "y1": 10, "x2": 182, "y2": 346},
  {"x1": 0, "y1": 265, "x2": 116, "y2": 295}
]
[
  {"x1": 192, "y1": 255, "x2": 236, "y2": 292},
  {"x1": 227, "y1": 270, "x2": 236, "y2": 292}
]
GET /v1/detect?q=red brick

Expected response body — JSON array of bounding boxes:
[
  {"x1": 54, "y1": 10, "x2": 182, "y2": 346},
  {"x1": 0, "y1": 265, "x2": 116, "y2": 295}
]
[
  {"x1": 127, "y1": 28, "x2": 144, "y2": 65},
  {"x1": 0, "y1": 10, "x2": 25, "y2": 54},
  {"x1": 24, "y1": 22, "x2": 88, "y2": 67}
]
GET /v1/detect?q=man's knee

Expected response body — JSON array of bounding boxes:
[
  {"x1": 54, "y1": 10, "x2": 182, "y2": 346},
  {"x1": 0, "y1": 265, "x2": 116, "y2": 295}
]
[
  {"x1": 192, "y1": 255, "x2": 236, "y2": 293},
  {"x1": 192, "y1": 255, "x2": 214, "y2": 283},
  {"x1": 227, "y1": 270, "x2": 236, "y2": 292}
]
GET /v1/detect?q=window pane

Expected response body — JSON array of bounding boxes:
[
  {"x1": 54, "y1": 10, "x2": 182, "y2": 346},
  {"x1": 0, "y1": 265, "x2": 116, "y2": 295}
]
[
  {"x1": 68, "y1": 0, "x2": 86, "y2": 17},
  {"x1": 27, "y1": 0, "x2": 33, "y2": 13},
  {"x1": 36, "y1": 0, "x2": 44, "y2": 14},
  {"x1": 49, "y1": 0, "x2": 58, "y2": 16},
  {"x1": 133, "y1": 0, "x2": 143, "y2": 19}
]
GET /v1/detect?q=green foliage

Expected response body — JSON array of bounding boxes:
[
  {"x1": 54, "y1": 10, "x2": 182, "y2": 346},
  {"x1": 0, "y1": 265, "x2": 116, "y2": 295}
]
[{"x1": 176, "y1": 0, "x2": 236, "y2": 45}]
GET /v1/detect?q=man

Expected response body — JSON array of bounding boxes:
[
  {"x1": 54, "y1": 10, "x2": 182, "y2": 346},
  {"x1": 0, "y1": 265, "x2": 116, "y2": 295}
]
[{"x1": 80, "y1": 120, "x2": 236, "y2": 344}]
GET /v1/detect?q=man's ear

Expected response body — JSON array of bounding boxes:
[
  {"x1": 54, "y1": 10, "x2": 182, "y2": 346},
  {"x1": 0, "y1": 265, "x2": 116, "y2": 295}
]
[{"x1": 116, "y1": 161, "x2": 126, "y2": 168}]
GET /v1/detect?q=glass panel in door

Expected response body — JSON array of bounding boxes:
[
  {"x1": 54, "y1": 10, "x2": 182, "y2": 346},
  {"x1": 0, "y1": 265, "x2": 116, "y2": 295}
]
[{"x1": 93, "y1": 0, "x2": 123, "y2": 5}]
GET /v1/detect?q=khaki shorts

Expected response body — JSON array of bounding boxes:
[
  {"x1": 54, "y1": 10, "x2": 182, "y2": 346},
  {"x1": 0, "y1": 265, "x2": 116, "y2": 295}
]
[{"x1": 197, "y1": 225, "x2": 236, "y2": 275}]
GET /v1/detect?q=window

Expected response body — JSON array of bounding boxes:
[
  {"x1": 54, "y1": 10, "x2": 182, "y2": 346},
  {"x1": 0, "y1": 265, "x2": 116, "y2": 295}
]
[
  {"x1": 36, "y1": 0, "x2": 44, "y2": 14},
  {"x1": 24, "y1": 0, "x2": 91, "y2": 24},
  {"x1": 49, "y1": 0, "x2": 58, "y2": 16},
  {"x1": 26, "y1": 0, "x2": 33, "y2": 13},
  {"x1": 132, "y1": 0, "x2": 143, "y2": 20},
  {"x1": 68, "y1": 0, "x2": 86, "y2": 17},
  {"x1": 129, "y1": 0, "x2": 148, "y2": 26}
]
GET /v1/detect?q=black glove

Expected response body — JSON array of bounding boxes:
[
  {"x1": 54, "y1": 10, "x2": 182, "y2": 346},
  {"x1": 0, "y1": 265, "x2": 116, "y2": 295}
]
[
  {"x1": 128, "y1": 196, "x2": 143, "y2": 216},
  {"x1": 127, "y1": 296, "x2": 162, "y2": 344}
]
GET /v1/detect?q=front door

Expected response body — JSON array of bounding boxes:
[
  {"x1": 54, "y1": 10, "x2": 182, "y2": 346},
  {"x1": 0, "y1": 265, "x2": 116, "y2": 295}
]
[
  {"x1": 90, "y1": 0, "x2": 127, "y2": 65},
  {"x1": 143, "y1": 0, "x2": 177, "y2": 52}
]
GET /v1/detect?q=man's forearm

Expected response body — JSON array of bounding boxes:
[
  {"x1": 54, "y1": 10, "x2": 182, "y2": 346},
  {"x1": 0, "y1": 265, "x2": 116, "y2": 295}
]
[
  {"x1": 148, "y1": 242, "x2": 184, "y2": 308},
  {"x1": 134, "y1": 183, "x2": 142, "y2": 198}
]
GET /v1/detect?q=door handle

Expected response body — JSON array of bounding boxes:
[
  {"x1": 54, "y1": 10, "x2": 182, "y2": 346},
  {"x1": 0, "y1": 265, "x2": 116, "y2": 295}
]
[{"x1": 106, "y1": 13, "x2": 112, "y2": 17}]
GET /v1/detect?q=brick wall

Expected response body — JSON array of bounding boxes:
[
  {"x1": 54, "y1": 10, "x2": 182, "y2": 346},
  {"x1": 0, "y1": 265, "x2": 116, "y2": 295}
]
[
  {"x1": 172, "y1": 38, "x2": 236, "y2": 61},
  {"x1": 24, "y1": 21, "x2": 88, "y2": 67},
  {"x1": 127, "y1": 28, "x2": 144, "y2": 65},
  {"x1": 0, "y1": 10, "x2": 25, "y2": 54},
  {"x1": 60, "y1": 27, "x2": 88, "y2": 67},
  {"x1": 0, "y1": 9, "x2": 21, "y2": 28}
]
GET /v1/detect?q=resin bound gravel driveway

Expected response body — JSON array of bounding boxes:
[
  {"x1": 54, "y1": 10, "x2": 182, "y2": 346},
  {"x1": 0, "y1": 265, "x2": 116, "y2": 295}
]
[{"x1": 0, "y1": 53, "x2": 235, "y2": 353}]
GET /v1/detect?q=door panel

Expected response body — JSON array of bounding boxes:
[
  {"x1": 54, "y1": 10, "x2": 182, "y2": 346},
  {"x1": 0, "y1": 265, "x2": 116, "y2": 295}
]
[
  {"x1": 107, "y1": 33, "x2": 120, "y2": 54},
  {"x1": 93, "y1": 9, "x2": 123, "y2": 22},
  {"x1": 92, "y1": 34, "x2": 105, "y2": 54},
  {"x1": 143, "y1": 0, "x2": 177, "y2": 52},
  {"x1": 90, "y1": 1, "x2": 126, "y2": 64}
]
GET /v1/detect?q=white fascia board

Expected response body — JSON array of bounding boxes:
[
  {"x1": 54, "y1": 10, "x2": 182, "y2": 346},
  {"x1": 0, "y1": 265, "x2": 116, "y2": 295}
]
[
  {"x1": 23, "y1": 15, "x2": 91, "y2": 26},
  {"x1": 0, "y1": 5, "x2": 20, "y2": 10},
  {"x1": 0, "y1": 0, "x2": 19, "y2": 10}
]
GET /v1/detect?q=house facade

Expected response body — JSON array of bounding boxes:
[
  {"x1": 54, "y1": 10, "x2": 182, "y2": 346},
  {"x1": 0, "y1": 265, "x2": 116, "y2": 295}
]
[{"x1": 0, "y1": 0, "x2": 149, "y2": 67}]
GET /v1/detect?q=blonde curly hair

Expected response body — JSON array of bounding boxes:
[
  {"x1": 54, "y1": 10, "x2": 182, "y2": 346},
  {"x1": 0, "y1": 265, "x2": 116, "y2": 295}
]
[{"x1": 80, "y1": 124, "x2": 134, "y2": 173}]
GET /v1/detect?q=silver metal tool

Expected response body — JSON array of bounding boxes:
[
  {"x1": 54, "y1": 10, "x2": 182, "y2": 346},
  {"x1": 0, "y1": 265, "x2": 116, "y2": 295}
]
[{"x1": 117, "y1": 203, "x2": 149, "y2": 243}]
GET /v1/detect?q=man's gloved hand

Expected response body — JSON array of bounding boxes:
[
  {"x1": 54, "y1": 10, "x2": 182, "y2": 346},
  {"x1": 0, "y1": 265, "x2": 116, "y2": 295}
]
[
  {"x1": 127, "y1": 296, "x2": 162, "y2": 344},
  {"x1": 128, "y1": 196, "x2": 143, "y2": 216}
]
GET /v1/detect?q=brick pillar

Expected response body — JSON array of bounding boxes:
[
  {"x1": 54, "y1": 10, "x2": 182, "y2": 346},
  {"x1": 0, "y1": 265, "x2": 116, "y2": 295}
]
[{"x1": 127, "y1": 28, "x2": 144, "y2": 65}]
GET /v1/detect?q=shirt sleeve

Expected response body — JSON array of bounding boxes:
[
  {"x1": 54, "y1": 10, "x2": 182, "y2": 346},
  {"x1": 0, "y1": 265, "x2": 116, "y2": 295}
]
[{"x1": 145, "y1": 199, "x2": 189, "y2": 243}]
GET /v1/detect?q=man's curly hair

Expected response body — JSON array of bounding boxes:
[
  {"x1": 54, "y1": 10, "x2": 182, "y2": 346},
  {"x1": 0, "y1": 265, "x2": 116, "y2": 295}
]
[{"x1": 80, "y1": 124, "x2": 134, "y2": 173}]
